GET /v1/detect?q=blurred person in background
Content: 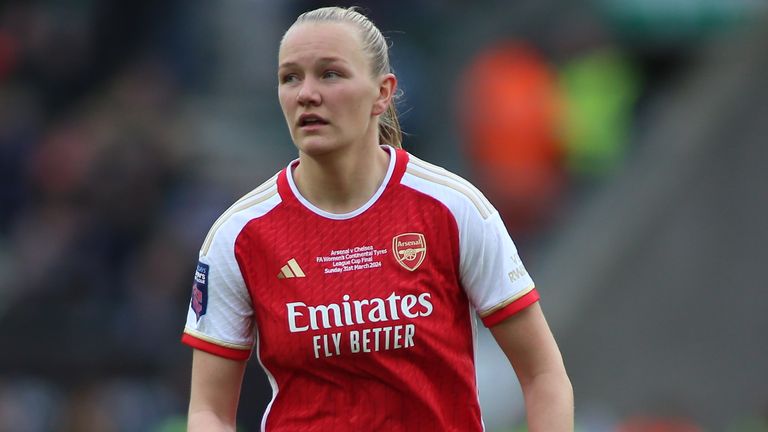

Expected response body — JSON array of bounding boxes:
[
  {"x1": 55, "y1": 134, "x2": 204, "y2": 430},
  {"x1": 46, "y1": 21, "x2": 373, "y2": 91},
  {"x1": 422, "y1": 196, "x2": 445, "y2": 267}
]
[
  {"x1": 182, "y1": 6, "x2": 572, "y2": 432},
  {"x1": 457, "y1": 41, "x2": 565, "y2": 240}
]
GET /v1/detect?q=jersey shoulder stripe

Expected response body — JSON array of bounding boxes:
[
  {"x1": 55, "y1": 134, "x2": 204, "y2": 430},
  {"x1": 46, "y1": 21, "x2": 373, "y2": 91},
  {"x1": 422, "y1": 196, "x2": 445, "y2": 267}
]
[
  {"x1": 405, "y1": 156, "x2": 494, "y2": 219},
  {"x1": 201, "y1": 174, "x2": 280, "y2": 255}
]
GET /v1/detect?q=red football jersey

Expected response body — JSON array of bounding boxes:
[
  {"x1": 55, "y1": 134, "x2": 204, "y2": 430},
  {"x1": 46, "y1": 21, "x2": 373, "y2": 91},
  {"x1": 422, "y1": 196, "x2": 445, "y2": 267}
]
[{"x1": 182, "y1": 146, "x2": 539, "y2": 431}]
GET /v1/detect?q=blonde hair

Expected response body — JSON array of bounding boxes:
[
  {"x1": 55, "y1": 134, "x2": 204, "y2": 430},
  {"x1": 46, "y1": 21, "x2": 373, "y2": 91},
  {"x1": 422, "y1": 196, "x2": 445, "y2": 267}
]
[{"x1": 286, "y1": 6, "x2": 403, "y2": 149}]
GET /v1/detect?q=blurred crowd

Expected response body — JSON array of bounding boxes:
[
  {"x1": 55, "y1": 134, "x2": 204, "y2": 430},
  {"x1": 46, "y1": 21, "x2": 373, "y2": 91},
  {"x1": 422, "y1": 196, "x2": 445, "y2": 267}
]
[
  {"x1": 1, "y1": 0, "x2": 766, "y2": 431},
  {"x1": 0, "y1": 1, "x2": 216, "y2": 430}
]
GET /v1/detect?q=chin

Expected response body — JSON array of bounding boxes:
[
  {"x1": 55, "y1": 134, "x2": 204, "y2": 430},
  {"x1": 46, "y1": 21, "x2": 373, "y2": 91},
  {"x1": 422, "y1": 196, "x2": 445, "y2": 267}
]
[{"x1": 296, "y1": 136, "x2": 346, "y2": 157}]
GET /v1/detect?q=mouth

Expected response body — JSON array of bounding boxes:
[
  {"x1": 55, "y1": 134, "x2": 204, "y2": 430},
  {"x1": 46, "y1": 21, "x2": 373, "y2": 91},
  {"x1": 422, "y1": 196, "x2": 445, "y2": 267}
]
[{"x1": 298, "y1": 113, "x2": 329, "y2": 128}]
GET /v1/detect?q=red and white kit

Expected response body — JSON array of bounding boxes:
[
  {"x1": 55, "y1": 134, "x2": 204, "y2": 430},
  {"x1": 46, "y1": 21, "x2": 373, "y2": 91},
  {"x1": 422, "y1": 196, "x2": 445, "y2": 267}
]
[{"x1": 182, "y1": 146, "x2": 539, "y2": 431}]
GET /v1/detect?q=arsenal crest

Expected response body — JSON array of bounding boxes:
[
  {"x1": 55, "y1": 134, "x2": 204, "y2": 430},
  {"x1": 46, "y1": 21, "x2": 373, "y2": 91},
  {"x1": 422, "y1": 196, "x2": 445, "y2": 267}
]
[{"x1": 392, "y1": 233, "x2": 427, "y2": 271}]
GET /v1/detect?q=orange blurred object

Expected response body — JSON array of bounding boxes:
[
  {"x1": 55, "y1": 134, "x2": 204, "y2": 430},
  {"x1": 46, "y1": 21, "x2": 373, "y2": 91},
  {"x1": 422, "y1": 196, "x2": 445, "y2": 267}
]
[{"x1": 457, "y1": 41, "x2": 564, "y2": 236}]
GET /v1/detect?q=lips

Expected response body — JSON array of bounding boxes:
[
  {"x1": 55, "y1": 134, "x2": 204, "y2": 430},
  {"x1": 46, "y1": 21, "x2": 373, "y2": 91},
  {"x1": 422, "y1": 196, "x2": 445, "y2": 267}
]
[{"x1": 298, "y1": 113, "x2": 329, "y2": 127}]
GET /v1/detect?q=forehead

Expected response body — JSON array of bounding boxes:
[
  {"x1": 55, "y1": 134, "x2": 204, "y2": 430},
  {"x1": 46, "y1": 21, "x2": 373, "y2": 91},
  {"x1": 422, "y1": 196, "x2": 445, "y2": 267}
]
[{"x1": 279, "y1": 22, "x2": 366, "y2": 66}]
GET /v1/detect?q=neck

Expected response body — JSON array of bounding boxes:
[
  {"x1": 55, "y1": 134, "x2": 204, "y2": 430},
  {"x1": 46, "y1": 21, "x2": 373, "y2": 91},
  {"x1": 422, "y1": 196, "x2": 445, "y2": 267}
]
[{"x1": 293, "y1": 143, "x2": 391, "y2": 214}]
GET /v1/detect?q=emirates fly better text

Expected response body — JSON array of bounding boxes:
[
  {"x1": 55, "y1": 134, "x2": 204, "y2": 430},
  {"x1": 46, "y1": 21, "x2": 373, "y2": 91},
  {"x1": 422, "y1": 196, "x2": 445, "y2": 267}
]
[{"x1": 286, "y1": 292, "x2": 433, "y2": 359}]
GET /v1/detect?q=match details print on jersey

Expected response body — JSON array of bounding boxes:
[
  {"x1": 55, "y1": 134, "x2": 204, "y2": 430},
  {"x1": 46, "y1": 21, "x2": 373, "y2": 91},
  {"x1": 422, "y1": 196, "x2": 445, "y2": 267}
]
[{"x1": 315, "y1": 243, "x2": 387, "y2": 274}]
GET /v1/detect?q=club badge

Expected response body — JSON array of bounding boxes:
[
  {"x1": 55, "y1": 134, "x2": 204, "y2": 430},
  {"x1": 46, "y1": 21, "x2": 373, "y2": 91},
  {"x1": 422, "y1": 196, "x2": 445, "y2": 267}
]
[{"x1": 392, "y1": 233, "x2": 427, "y2": 271}]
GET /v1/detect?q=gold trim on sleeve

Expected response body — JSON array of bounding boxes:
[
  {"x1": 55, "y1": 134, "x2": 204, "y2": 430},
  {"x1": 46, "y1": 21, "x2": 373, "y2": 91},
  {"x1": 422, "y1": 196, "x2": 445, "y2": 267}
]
[
  {"x1": 479, "y1": 285, "x2": 536, "y2": 317},
  {"x1": 183, "y1": 327, "x2": 252, "y2": 350}
]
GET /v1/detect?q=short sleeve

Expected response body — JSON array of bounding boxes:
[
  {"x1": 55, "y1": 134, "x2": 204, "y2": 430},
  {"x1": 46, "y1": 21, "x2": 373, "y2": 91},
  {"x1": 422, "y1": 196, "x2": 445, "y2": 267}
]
[
  {"x1": 459, "y1": 210, "x2": 539, "y2": 327},
  {"x1": 181, "y1": 219, "x2": 255, "y2": 360}
]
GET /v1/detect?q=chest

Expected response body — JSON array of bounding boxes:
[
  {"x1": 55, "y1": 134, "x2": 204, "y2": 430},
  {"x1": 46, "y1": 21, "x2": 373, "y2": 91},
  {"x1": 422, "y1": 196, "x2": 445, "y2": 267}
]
[{"x1": 236, "y1": 199, "x2": 468, "y2": 364}]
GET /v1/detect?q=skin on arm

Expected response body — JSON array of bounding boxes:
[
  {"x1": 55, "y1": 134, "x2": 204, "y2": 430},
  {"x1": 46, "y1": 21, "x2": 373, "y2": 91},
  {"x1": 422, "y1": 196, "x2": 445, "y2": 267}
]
[
  {"x1": 489, "y1": 302, "x2": 574, "y2": 432},
  {"x1": 188, "y1": 349, "x2": 248, "y2": 432}
]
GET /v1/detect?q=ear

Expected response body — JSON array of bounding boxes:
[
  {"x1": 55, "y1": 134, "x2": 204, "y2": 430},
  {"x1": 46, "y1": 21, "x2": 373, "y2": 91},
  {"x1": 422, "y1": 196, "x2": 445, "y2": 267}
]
[{"x1": 372, "y1": 73, "x2": 397, "y2": 116}]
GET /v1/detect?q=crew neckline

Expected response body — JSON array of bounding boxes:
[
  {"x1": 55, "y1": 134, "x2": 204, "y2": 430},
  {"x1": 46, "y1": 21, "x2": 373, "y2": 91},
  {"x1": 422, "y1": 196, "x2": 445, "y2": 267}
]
[{"x1": 285, "y1": 145, "x2": 397, "y2": 220}]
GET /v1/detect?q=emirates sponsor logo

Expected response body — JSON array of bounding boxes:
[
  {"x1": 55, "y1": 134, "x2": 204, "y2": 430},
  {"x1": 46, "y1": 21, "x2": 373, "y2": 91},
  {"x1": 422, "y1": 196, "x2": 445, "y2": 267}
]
[
  {"x1": 286, "y1": 292, "x2": 434, "y2": 359},
  {"x1": 392, "y1": 233, "x2": 426, "y2": 271},
  {"x1": 286, "y1": 292, "x2": 433, "y2": 333}
]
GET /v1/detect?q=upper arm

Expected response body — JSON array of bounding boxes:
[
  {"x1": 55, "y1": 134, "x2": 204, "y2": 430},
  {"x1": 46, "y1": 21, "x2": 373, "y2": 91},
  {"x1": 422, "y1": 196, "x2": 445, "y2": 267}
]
[
  {"x1": 399, "y1": 160, "x2": 536, "y2": 323},
  {"x1": 488, "y1": 302, "x2": 567, "y2": 386},
  {"x1": 459, "y1": 210, "x2": 539, "y2": 326},
  {"x1": 188, "y1": 349, "x2": 248, "y2": 431},
  {"x1": 182, "y1": 216, "x2": 256, "y2": 360}
]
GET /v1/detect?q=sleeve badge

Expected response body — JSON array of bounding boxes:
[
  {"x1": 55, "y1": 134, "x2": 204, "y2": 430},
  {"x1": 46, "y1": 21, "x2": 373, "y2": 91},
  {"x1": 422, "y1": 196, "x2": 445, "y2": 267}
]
[{"x1": 191, "y1": 262, "x2": 209, "y2": 322}]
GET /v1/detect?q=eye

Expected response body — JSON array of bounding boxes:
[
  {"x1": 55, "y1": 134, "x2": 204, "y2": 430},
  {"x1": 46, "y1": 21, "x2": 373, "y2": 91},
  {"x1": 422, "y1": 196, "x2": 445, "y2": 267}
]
[
  {"x1": 280, "y1": 73, "x2": 299, "y2": 84},
  {"x1": 322, "y1": 70, "x2": 342, "y2": 79}
]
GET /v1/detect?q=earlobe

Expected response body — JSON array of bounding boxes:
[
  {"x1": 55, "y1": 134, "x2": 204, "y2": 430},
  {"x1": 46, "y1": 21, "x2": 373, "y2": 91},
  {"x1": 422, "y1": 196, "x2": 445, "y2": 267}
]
[{"x1": 372, "y1": 73, "x2": 397, "y2": 116}]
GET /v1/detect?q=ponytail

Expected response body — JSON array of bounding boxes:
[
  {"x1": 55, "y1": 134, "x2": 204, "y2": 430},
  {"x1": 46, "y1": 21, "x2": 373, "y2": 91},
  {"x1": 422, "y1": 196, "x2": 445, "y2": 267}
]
[{"x1": 379, "y1": 99, "x2": 403, "y2": 148}]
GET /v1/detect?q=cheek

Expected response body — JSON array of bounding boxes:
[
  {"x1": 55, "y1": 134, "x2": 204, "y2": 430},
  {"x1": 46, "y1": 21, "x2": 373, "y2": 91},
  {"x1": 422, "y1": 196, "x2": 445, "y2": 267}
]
[
  {"x1": 278, "y1": 91, "x2": 295, "y2": 117},
  {"x1": 339, "y1": 87, "x2": 375, "y2": 119},
  {"x1": 277, "y1": 92, "x2": 297, "y2": 139},
  {"x1": 278, "y1": 90, "x2": 289, "y2": 111}
]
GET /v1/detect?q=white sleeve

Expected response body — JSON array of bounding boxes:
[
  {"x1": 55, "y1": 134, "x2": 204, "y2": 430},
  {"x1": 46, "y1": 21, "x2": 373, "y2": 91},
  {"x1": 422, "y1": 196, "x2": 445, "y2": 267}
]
[
  {"x1": 182, "y1": 218, "x2": 255, "y2": 359},
  {"x1": 459, "y1": 209, "x2": 537, "y2": 325},
  {"x1": 399, "y1": 156, "x2": 537, "y2": 327}
]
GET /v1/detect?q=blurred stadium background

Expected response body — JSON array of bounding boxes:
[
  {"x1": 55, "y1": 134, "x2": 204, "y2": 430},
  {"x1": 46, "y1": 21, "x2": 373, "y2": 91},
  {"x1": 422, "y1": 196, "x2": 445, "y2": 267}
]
[{"x1": 1, "y1": 0, "x2": 767, "y2": 431}]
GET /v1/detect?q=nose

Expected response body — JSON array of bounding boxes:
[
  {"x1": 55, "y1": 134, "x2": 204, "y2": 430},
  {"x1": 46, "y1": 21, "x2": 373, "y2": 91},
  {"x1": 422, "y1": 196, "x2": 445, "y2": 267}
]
[{"x1": 297, "y1": 78, "x2": 321, "y2": 106}]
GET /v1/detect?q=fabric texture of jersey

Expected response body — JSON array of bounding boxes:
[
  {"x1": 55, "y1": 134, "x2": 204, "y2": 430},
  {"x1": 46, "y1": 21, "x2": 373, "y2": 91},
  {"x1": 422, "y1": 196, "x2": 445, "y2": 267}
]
[{"x1": 182, "y1": 146, "x2": 539, "y2": 432}]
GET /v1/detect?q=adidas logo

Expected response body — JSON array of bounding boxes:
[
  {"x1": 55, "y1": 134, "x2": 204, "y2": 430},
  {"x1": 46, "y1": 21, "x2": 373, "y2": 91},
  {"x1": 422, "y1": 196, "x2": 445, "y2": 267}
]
[{"x1": 278, "y1": 258, "x2": 306, "y2": 279}]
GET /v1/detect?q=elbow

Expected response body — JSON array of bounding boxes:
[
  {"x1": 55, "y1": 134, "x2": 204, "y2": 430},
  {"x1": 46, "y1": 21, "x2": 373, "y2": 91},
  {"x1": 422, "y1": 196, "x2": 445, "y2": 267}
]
[{"x1": 520, "y1": 368, "x2": 573, "y2": 401}]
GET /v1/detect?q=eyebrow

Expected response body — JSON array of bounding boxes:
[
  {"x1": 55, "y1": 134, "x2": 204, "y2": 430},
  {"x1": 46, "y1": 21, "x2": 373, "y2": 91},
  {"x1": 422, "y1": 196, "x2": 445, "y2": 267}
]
[{"x1": 278, "y1": 56, "x2": 348, "y2": 70}]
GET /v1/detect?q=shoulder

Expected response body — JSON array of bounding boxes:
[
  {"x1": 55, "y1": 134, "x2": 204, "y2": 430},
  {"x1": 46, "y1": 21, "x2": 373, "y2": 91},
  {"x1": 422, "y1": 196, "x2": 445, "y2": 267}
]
[
  {"x1": 199, "y1": 172, "x2": 282, "y2": 258},
  {"x1": 400, "y1": 152, "x2": 495, "y2": 221}
]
